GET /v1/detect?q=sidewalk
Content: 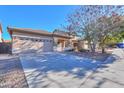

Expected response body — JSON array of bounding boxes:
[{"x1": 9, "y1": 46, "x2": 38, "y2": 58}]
[{"x1": 80, "y1": 49, "x2": 124, "y2": 88}]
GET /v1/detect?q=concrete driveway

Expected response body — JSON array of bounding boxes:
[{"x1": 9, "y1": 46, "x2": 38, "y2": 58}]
[{"x1": 20, "y1": 50, "x2": 124, "y2": 88}]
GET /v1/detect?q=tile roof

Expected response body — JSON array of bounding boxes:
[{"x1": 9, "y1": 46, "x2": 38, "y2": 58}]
[{"x1": 7, "y1": 27, "x2": 71, "y2": 39}]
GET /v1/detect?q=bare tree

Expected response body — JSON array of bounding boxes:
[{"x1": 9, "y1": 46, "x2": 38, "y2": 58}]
[{"x1": 65, "y1": 5, "x2": 124, "y2": 53}]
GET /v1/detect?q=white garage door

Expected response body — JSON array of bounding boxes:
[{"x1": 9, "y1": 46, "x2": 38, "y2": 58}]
[{"x1": 12, "y1": 36, "x2": 53, "y2": 54}]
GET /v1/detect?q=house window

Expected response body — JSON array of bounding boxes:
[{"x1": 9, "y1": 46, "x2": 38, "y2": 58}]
[
  {"x1": 30, "y1": 38, "x2": 34, "y2": 41},
  {"x1": 38, "y1": 40, "x2": 40, "y2": 42},
  {"x1": 43, "y1": 40, "x2": 45, "y2": 42},
  {"x1": 50, "y1": 40, "x2": 52, "y2": 42},
  {"x1": 46, "y1": 40, "x2": 49, "y2": 42},
  {"x1": 25, "y1": 38, "x2": 29, "y2": 40}
]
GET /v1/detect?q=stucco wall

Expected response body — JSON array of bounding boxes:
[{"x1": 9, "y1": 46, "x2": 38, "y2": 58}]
[{"x1": 78, "y1": 40, "x2": 89, "y2": 50}]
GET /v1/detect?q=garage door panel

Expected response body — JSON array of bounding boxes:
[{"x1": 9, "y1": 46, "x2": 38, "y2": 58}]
[{"x1": 12, "y1": 37, "x2": 53, "y2": 54}]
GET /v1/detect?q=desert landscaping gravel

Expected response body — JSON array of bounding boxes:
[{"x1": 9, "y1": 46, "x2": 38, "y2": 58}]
[{"x1": 0, "y1": 55, "x2": 28, "y2": 88}]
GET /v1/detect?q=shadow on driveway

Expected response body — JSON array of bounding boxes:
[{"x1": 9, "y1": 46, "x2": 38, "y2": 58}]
[{"x1": 20, "y1": 52, "x2": 120, "y2": 88}]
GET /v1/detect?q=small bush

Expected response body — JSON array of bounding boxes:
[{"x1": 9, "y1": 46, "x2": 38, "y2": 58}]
[
  {"x1": 65, "y1": 48, "x2": 74, "y2": 52},
  {"x1": 79, "y1": 49, "x2": 89, "y2": 52}
]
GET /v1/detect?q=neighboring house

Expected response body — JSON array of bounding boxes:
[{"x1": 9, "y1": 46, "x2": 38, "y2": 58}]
[
  {"x1": 0, "y1": 24, "x2": 11, "y2": 54},
  {"x1": 8, "y1": 27, "x2": 78, "y2": 54}
]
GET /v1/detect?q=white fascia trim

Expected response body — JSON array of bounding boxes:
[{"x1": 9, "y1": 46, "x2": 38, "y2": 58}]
[{"x1": 12, "y1": 34, "x2": 53, "y2": 40}]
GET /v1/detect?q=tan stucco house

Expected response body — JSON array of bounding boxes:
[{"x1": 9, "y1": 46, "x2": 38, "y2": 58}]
[{"x1": 8, "y1": 27, "x2": 79, "y2": 54}]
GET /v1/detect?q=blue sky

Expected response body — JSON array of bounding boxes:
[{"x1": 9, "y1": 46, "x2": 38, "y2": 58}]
[{"x1": 0, "y1": 5, "x2": 78, "y2": 40}]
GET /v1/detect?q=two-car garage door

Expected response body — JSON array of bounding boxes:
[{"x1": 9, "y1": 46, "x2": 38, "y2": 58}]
[{"x1": 12, "y1": 36, "x2": 53, "y2": 54}]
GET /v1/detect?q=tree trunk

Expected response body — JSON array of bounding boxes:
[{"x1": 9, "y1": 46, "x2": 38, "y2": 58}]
[
  {"x1": 102, "y1": 47, "x2": 105, "y2": 53},
  {"x1": 87, "y1": 39, "x2": 97, "y2": 53},
  {"x1": 89, "y1": 43, "x2": 93, "y2": 52},
  {"x1": 90, "y1": 43, "x2": 96, "y2": 53},
  {"x1": 92, "y1": 43, "x2": 96, "y2": 53}
]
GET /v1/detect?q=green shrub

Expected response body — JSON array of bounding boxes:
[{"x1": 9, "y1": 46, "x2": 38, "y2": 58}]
[{"x1": 79, "y1": 49, "x2": 89, "y2": 52}]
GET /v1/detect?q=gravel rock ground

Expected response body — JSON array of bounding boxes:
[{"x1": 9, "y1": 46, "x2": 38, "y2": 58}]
[
  {"x1": 64, "y1": 51, "x2": 111, "y2": 62},
  {"x1": 0, "y1": 54, "x2": 28, "y2": 88}
]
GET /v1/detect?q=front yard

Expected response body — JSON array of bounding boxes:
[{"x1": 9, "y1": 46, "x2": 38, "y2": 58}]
[
  {"x1": 0, "y1": 49, "x2": 124, "y2": 88},
  {"x1": 0, "y1": 55, "x2": 28, "y2": 88},
  {"x1": 65, "y1": 51, "x2": 111, "y2": 62}
]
